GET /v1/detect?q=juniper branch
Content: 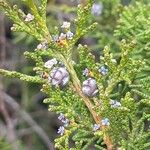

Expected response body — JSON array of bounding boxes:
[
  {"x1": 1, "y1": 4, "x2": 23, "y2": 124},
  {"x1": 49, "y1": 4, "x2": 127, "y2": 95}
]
[
  {"x1": 64, "y1": 60, "x2": 114, "y2": 150},
  {"x1": 0, "y1": 69, "x2": 44, "y2": 84}
]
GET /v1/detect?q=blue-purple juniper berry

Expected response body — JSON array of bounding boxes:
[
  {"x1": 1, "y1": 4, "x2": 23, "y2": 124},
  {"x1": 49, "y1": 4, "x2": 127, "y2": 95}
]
[
  {"x1": 91, "y1": 3, "x2": 103, "y2": 16},
  {"x1": 49, "y1": 67, "x2": 70, "y2": 86},
  {"x1": 82, "y1": 68, "x2": 89, "y2": 77},
  {"x1": 58, "y1": 113, "x2": 69, "y2": 127},
  {"x1": 52, "y1": 35, "x2": 59, "y2": 42},
  {"x1": 82, "y1": 78, "x2": 98, "y2": 97},
  {"x1": 59, "y1": 33, "x2": 66, "y2": 40},
  {"x1": 101, "y1": 118, "x2": 110, "y2": 126},
  {"x1": 99, "y1": 66, "x2": 108, "y2": 76},
  {"x1": 66, "y1": 31, "x2": 74, "y2": 40},
  {"x1": 44, "y1": 58, "x2": 58, "y2": 69},
  {"x1": 62, "y1": 119, "x2": 69, "y2": 127},
  {"x1": 37, "y1": 40, "x2": 48, "y2": 50},
  {"x1": 58, "y1": 113, "x2": 65, "y2": 121},
  {"x1": 93, "y1": 124, "x2": 100, "y2": 131},
  {"x1": 25, "y1": 13, "x2": 34, "y2": 22},
  {"x1": 110, "y1": 100, "x2": 121, "y2": 108},
  {"x1": 57, "y1": 126, "x2": 65, "y2": 136}
]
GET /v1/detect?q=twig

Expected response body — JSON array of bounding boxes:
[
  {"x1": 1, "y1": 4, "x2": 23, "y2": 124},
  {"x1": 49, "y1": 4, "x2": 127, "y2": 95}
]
[
  {"x1": 0, "y1": 12, "x2": 6, "y2": 65},
  {"x1": 67, "y1": 62, "x2": 114, "y2": 150},
  {"x1": 0, "y1": 91, "x2": 19, "y2": 150},
  {"x1": 0, "y1": 69, "x2": 45, "y2": 84},
  {"x1": 0, "y1": 12, "x2": 19, "y2": 150}
]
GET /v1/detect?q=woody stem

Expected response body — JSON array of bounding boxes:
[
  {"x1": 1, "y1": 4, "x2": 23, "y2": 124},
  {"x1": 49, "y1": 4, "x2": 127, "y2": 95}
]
[{"x1": 66, "y1": 61, "x2": 114, "y2": 150}]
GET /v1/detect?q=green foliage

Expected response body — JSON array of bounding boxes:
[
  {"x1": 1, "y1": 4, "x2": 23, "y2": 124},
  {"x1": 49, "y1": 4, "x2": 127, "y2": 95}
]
[
  {"x1": 0, "y1": 0, "x2": 149, "y2": 149},
  {"x1": 0, "y1": 138, "x2": 11, "y2": 150},
  {"x1": 115, "y1": 2, "x2": 150, "y2": 75},
  {"x1": 120, "y1": 113, "x2": 150, "y2": 150}
]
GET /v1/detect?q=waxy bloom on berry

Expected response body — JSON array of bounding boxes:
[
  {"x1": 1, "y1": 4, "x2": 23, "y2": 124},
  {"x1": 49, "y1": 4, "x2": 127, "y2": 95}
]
[
  {"x1": 82, "y1": 78, "x2": 98, "y2": 97},
  {"x1": 62, "y1": 119, "x2": 69, "y2": 127},
  {"x1": 101, "y1": 118, "x2": 110, "y2": 126},
  {"x1": 37, "y1": 41, "x2": 48, "y2": 50},
  {"x1": 91, "y1": 3, "x2": 103, "y2": 16},
  {"x1": 93, "y1": 124, "x2": 100, "y2": 131},
  {"x1": 49, "y1": 67, "x2": 70, "y2": 86},
  {"x1": 82, "y1": 68, "x2": 89, "y2": 77},
  {"x1": 99, "y1": 66, "x2": 108, "y2": 76},
  {"x1": 52, "y1": 35, "x2": 59, "y2": 42},
  {"x1": 44, "y1": 58, "x2": 57, "y2": 69},
  {"x1": 110, "y1": 100, "x2": 121, "y2": 108},
  {"x1": 58, "y1": 113, "x2": 65, "y2": 121},
  {"x1": 58, "y1": 113, "x2": 69, "y2": 127},
  {"x1": 57, "y1": 126, "x2": 65, "y2": 136},
  {"x1": 25, "y1": 13, "x2": 34, "y2": 22},
  {"x1": 59, "y1": 33, "x2": 66, "y2": 40},
  {"x1": 66, "y1": 31, "x2": 74, "y2": 39}
]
